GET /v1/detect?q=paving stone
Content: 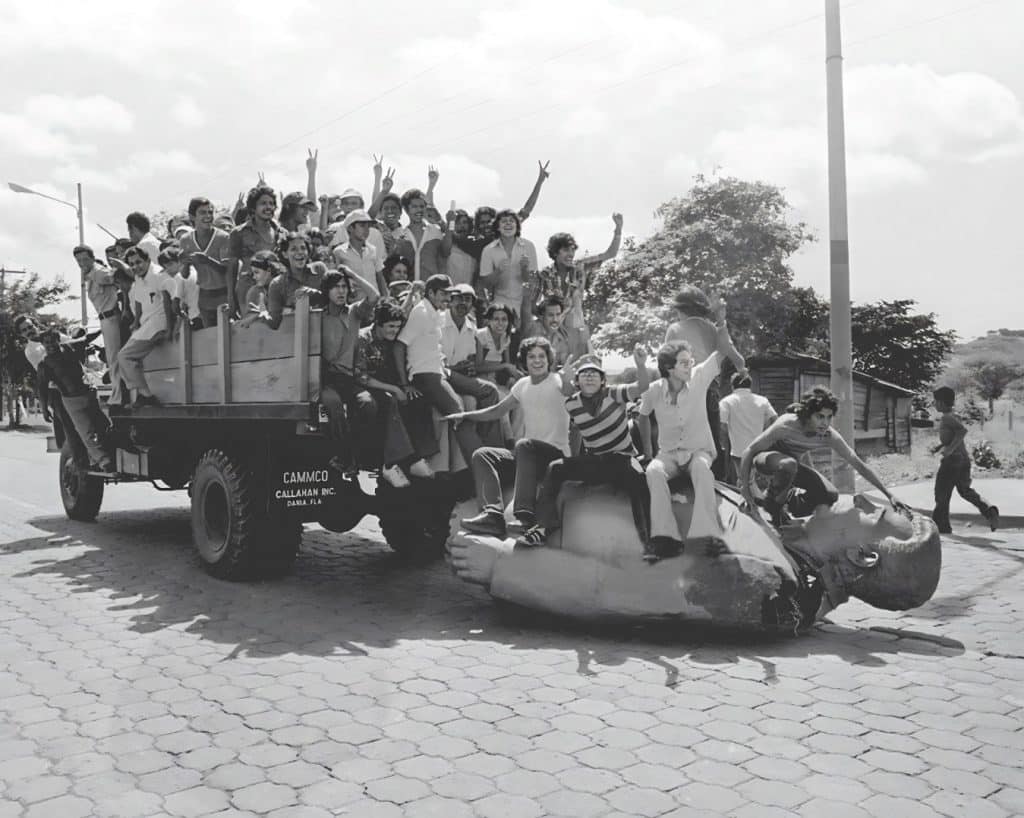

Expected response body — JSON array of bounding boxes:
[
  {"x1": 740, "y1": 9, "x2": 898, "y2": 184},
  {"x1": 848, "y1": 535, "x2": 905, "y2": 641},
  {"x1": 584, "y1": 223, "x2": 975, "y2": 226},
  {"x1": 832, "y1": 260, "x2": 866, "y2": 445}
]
[
  {"x1": 473, "y1": 793, "x2": 544, "y2": 818},
  {"x1": 429, "y1": 771, "x2": 496, "y2": 800},
  {"x1": 137, "y1": 765, "x2": 203, "y2": 796},
  {"x1": 231, "y1": 782, "x2": 297, "y2": 812},
  {"x1": 203, "y1": 763, "x2": 266, "y2": 791},
  {"x1": 164, "y1": 785, "x2": 231, "y2": 817},
  {"x1": 24, "y1": 794, "x2": 94, "y2": 818}
]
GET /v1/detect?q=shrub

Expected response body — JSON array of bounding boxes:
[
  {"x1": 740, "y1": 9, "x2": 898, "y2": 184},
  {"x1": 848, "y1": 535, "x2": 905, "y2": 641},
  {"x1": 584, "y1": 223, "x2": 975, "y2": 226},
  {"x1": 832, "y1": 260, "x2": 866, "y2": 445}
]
[{"x1": 971, "y1": 440, "x2": 1002, "y2": 470}]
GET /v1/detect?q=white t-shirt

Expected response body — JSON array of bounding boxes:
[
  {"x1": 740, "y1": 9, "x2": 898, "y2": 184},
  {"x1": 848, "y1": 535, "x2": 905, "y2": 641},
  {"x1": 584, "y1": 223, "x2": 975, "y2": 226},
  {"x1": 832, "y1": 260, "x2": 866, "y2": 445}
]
[
  {"x1": 719, "y1": 389, "x2": 778, "y2": 456},
  {"x1": 129, "y1": 267, "x2": 177, "y2": 340},
  {"x1": 510, "y1": 373, "x2": 570, "y2": 455},
  {"x1": 397, "y1": 298, "x2": 445, "y2": 377},
  {"x1": 175, "y1": 273, "x2": 201, "y2": 317}
]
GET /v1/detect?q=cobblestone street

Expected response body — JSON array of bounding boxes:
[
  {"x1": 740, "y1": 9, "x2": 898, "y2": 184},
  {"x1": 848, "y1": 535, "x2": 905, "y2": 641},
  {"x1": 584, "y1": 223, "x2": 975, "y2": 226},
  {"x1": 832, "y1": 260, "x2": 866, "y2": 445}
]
[{"x1": 2, "y1": 430, "x2": 1023, "y2": 817}]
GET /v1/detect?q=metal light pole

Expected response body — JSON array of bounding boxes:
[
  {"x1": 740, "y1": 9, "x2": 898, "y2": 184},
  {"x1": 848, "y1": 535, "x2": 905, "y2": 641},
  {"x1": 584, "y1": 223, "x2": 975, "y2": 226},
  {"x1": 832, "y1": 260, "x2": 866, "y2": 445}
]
[
  {"x1": 825, "y1": 0, "x2": 855, "y2": 492},
  {"x1": 8, "y1": 181, "x2": 88, "y2": 325}
]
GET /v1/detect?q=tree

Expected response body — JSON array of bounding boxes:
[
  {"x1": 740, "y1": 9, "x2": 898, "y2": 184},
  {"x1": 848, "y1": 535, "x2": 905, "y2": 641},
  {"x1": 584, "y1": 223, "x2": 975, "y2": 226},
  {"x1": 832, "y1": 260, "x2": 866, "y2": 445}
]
[
  {"x1": 0, "y1": 274, "x2": 72, "y2": 426},
  {"x1": 587, "y1": 174, "x2": 816, "y2": 355},
  {"x1": 966, "y1": 358, "x2": 1024, "y2": 414},
  {"x1": 847, "y1": 299, "x2": 956, "y2": 393}
]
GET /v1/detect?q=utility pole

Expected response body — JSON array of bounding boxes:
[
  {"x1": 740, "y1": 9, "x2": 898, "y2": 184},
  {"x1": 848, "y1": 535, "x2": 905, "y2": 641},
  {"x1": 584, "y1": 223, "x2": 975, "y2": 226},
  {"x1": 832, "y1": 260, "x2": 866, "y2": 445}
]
[
  {"x1": 77, "y1": 183, "x2": 87, "y2": 325},
  {"x1": 825, "y1": 0, "x2": 855, "y2": 492}
]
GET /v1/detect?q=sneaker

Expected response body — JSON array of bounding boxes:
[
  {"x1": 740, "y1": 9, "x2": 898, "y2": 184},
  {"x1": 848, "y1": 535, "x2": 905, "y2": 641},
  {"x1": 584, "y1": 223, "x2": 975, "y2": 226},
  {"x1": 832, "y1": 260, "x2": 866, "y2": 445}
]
[
  {"x1": 407, "y1": 459, "x2": 434, "y2": 479},
  {"x1": 463, "y1": 511, "x2": 507, "y2": 538},
  {"x1": 515, "y1": 526, "x2": 547, "y2": 548},
  {"x1": 328, "y1": 456, "x2": 358, "y2": 479},
  {"x1": 381, "y1": 464, "x2": 411, "y2": 488},
  {"x1": 987, "y1": 506, "x2": 1000, "y2": 532},
  {"x1": 645, "y1": 535, "x2": 683, "y2": 562}
]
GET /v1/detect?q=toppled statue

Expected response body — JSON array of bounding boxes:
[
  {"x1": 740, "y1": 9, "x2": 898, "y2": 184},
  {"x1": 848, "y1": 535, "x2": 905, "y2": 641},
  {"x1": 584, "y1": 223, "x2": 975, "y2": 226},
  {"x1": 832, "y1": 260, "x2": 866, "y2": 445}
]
[{"x1": 449, "y1": 482, "x2": 940, "y2": 633}]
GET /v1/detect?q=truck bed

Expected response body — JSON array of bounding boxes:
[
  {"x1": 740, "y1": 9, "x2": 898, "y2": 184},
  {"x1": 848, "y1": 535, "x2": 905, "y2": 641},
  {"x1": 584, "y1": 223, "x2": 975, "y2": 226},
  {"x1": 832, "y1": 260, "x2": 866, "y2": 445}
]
[{"x1": 140, "y1": 296, "x2": 321, "y2": 406}]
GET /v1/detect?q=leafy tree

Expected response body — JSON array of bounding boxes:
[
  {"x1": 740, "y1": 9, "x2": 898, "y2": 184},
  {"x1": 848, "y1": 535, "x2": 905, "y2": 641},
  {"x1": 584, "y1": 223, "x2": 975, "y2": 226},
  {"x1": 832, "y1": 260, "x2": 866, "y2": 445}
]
[
  {"x1": 1, "y1": 273, "x2": 72, "y2": 426},
  {"x1": 847, "y1": 299, "x2": 956, "y2": 393},
  {"x1": 966, "y1": 358, "x2": 1024, "y2": 414},
  {"x1": 587, "y1": 174, "x2": 816, "y2": 355}
]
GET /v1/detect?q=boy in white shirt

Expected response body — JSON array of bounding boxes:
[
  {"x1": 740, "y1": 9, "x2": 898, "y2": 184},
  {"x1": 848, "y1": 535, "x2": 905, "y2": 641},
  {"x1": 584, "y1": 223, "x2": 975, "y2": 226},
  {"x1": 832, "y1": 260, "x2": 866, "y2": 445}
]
[
  {"x1": 117, "y1": 246, "x2": 177, "y2": 408},
  {"x1": 158, "y1": 247, "x2": 201, "y2": 331},
  {"x1": 637, "y1": 338, "x2": 728, "y2": 557},
  {"x1": 445, "y1": 336, "x2": 572, "y2": 538}
]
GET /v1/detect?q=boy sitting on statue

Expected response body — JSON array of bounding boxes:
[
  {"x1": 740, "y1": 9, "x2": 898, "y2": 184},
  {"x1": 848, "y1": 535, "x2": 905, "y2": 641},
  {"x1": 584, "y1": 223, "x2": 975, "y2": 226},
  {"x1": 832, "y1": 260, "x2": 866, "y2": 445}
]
[{"x1": 515, "y1": 347, "x2": 652, "y2": 554}]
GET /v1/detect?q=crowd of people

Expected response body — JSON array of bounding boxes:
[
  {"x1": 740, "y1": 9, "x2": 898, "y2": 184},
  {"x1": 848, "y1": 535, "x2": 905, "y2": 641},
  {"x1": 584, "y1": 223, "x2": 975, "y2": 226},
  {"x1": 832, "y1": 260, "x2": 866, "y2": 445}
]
[{"x1": 15, "y1": 150, "x2": 929, "y2": 555}]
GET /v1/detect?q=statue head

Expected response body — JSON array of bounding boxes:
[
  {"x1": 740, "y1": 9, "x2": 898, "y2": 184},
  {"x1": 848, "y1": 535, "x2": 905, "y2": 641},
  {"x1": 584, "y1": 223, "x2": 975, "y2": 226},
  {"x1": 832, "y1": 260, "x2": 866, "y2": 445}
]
[{"x1": 783, "y1": 495, "x2": 941, "y2": 615}]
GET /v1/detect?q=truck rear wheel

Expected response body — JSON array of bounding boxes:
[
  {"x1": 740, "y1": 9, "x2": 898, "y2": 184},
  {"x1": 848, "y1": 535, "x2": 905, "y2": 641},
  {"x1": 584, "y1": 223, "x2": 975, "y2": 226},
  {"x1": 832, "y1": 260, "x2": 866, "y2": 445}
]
[
  {"x1": 379, "y1": 478, "x2": 454, "y2": 562},
  {"x1": 59, "y1": 445, "x2": 104, "y2": 522},
  {"x1": 191, "y1": 449, "x2": 299, "y2": 580}
]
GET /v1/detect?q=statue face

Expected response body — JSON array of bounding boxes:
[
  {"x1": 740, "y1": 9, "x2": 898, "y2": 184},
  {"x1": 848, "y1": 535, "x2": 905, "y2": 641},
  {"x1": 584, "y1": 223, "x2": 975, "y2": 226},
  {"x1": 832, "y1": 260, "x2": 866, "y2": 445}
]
[{"x1": 783, "y1": 495, "x2": 941, "y2": 616}]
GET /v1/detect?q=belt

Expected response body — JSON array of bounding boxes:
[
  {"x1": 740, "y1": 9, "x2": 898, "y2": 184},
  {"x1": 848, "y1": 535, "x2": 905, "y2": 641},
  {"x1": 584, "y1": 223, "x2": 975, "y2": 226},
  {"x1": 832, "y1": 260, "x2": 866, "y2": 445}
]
[
  {"x1": 201, "y1": 286, "x2": 228, "y2": 296},
  {"x1": 98, "y1": 308, "x2": 121, "y2": 320}
]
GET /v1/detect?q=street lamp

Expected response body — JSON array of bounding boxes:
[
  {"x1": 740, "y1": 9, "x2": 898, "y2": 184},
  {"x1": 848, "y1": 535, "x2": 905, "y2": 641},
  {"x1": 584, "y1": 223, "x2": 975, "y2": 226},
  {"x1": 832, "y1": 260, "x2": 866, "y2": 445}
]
[{"x1": 8, "y1": 181, "x2": 88, "y2": 325}]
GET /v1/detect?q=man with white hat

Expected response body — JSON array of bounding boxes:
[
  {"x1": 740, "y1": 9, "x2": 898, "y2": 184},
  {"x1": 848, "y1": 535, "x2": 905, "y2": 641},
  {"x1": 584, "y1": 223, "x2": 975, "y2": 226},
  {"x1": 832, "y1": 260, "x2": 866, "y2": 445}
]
[
  {"x1": 327, "y1": 188, "x2": 387, "y2": 261},
  {"x1": 333, "y1": 209, "x2": 385, "y2": 293}
]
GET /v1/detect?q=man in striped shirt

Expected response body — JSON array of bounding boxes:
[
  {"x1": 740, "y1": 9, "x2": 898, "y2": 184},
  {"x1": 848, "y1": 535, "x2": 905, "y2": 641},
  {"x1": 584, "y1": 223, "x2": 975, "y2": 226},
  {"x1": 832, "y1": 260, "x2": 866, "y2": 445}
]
[{"x1": 517, "y1": 347, "x2": 652, "y2": 552}]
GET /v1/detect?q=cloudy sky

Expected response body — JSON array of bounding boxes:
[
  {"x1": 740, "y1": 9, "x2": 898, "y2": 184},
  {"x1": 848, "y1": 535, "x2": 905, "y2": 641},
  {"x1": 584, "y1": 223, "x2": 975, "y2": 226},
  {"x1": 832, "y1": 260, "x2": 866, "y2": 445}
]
[{"x1": 1, "y1": 0, "x2": 1021, "y2": 342}]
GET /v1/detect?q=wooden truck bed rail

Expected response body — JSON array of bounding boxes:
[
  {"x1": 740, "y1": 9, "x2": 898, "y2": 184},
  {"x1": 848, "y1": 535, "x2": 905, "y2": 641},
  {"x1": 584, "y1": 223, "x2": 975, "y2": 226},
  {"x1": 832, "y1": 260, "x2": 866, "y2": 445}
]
[{"x1": 141, "y1": 294, "x2": 321, "y2": 406}]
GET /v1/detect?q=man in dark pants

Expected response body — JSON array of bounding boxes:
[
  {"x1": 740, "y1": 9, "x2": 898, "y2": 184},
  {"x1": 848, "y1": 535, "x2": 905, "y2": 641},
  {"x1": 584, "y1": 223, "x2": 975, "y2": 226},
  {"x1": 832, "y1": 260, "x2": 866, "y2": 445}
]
[
  {"x1": 931, "y1": 386, "x2": 999, "y2": 533},
  {"x1": 395, "y1": 274, "x2": 486, "y2": 468}
]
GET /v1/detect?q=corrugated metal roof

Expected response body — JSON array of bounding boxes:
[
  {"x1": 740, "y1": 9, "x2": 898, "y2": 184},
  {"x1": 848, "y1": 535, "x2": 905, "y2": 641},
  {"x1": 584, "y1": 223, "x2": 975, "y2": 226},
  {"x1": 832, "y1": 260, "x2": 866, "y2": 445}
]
[{"x1": 747, "y1": 352, "x2": 917, "y2": 396}]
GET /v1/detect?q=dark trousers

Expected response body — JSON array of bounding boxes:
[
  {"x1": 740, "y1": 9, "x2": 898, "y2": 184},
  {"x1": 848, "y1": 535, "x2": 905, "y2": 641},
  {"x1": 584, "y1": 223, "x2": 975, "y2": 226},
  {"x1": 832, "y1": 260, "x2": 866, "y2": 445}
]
[
  {"x1": 707, "y1": 381, "x2": 726, "y2": 480},
  {"x1": 471, "y1": 439, "x2": 563, "y2": 521},
  {"x1": 322, "y1": 372, "x2": 415, "y2": 468},
  {"x1": 754, "y1": 451, "x2": 839, "y2": 515},
  {"x1": 933, "y1": 458, "x2": 992, "y2": 532},
  {"x1": 535, "y1": 452, "x2": 651, "y2": 542},
  {"x1": 412, "y1": 372, "x2": 484, "y2": 465},
  {"x1": 448, "y1": 370, "x2": 501, "y2": 445}
]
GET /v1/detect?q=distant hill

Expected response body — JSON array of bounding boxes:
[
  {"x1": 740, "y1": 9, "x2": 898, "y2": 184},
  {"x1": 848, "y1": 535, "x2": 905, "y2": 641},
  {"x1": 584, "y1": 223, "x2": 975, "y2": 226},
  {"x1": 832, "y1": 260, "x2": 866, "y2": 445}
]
[
  {"x1": 952, "y1": 330, "x2": 1024, "y2": 362},
  {"x1": 938, "y1": 329, "x2": 1024, "y2": 399}
]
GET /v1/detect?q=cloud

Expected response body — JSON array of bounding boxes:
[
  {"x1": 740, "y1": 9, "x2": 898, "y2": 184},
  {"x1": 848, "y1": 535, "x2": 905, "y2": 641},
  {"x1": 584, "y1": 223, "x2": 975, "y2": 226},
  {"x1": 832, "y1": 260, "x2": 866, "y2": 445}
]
[
  {"x1": 845, "y1": 63, "x2": 1024, "y2": 163},
  {"x1": 170, "y1": 96, "x2": 205, "y2": 129},
  {"x1": 401, "y1": 0, "x2": 723, "y2": 148},
  {"x1": 51, "y1": 151, "x2": 208, "y2": 194},
  {"x1": 22, "y1": 94, "x2": 134, "y2": 134},
  {"x1": 0, "y1": 113, "x2": 96, "y2": 160}
]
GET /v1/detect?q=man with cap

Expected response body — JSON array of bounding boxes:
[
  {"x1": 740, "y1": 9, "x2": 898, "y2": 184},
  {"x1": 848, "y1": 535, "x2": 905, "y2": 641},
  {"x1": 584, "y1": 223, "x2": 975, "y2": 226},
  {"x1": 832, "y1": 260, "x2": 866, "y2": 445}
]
[
  {"x1": 395, "y1": 274, "x2": 486, "y2": 469},
  {"x1": 333, "y1": 209, "x2": 385, "y2": 294},
  {"x1": 73, "y1": 244, "x2": 125, "y2": 405},
  {"x1": 280, "y1": 191, "x2": 317, "y2": 233},
  {"x1": 516, "y1": 346, "x2": 653, "y2": 550},
  {"x1": 664, "y1": 285, "x2": 747, "y2": 480},
  {"x1": 442, "y1": 283, "x2": 501, "y2": 445}
]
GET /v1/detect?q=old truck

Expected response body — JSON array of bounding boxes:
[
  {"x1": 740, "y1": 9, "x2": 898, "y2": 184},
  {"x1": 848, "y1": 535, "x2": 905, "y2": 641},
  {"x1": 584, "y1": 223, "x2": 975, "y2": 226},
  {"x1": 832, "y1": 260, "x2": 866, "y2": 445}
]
[{"x1": 50, "y1": 294, "x2": 454, "y2": 580}]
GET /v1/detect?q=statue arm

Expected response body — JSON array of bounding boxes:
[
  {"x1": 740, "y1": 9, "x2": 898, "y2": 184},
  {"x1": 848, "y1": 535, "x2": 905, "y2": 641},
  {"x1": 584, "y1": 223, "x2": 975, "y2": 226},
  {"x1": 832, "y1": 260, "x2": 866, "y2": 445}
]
[{"x1": 489, "y1": 548, "x2": 699, "y2": 620}]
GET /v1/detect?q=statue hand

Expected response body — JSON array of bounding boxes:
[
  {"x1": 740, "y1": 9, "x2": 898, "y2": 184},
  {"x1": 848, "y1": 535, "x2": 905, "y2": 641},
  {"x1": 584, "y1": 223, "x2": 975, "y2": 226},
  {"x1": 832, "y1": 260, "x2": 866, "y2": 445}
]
[{"x1": 450, "y1": 536, "x2": 501, "y2": 588}]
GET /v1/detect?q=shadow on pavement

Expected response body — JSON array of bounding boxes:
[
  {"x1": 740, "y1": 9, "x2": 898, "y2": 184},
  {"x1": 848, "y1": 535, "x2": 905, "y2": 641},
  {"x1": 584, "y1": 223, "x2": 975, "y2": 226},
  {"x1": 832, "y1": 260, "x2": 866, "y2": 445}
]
[{"x1": 6, "y1": 508, "x2": 965, "y2": 686}]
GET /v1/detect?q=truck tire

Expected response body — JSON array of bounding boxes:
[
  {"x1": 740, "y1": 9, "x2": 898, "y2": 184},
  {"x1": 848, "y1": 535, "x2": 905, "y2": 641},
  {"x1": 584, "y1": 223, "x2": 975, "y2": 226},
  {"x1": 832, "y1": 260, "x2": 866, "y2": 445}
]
[
  {"x1": 191, "y1": 449, "x2": 299, "y2": 580},
  {"x1": 379, "y1": 479, "x2": 454, "y2": 562},
  {"x1": 59, "y1": 445, "x2": 104, "y2": 522}
]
